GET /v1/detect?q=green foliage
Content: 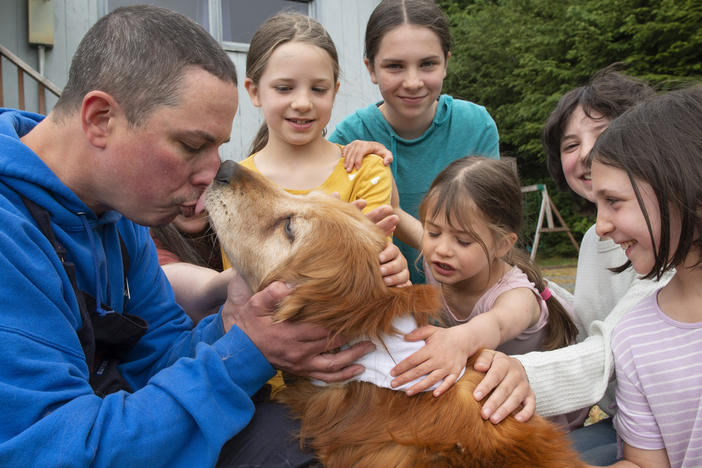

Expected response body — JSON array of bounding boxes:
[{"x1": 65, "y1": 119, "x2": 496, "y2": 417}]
[{"x1": 439, "y1": 0, "x2": 702, "y2": 258}]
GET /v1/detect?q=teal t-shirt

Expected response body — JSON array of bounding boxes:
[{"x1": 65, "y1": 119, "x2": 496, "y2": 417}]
[{"x1": 330, "y1": 94, "x2": 499, "y2": 284}]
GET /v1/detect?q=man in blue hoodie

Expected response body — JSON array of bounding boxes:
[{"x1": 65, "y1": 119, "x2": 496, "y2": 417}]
[{"x1": 0, "y1": 5, "x2": 381, "y2": 467}]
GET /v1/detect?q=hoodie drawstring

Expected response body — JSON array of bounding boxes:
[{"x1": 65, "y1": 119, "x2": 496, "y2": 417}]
[{"x1": 78, "y1": 212, "x2": 110, "y2": 316}]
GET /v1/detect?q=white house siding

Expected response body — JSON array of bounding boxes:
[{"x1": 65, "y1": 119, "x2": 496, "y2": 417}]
[
  {"x1": 0, "y1": 0, "x2": 97, "y2": 112},
  {"x1": 317, "y1": 0, "x2": 382, "y2": 137}
]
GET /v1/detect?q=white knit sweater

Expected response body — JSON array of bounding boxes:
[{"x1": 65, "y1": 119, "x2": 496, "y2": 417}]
[{"x1": 518, "y1": 225, "x2": 672, "y2": 417}]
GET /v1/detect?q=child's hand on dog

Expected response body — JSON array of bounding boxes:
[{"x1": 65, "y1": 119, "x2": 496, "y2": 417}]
[
  {"x1": 389, "y1": 325, "x2": 474, "y2": 397},
  {"x1": 379, "y1": 243, "x2": 411, "y2": 287},
  {"x1": 473, "y1": 349, "x2": 535, "y2": 424},
  {"x1": 388, "y1": 324, "x2": 536, "y2": 425},
  {"x1": 360, "y1": 203, "x2": 398, "y2": 237},
  {"x1": 352, "y1": 202, "x2": 411, "y2": 287},
  {"x1": 221, "y1": 275, "x2": 376, "y2": 383}
]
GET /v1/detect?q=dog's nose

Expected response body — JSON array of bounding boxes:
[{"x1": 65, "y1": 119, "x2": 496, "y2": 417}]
[{"x1": 215, "y1": 160, "x2": 237, "y2": 184}]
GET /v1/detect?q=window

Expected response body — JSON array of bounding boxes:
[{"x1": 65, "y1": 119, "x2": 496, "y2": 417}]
[
  {"x1": 105, "y1": 0, "x2": 312, "y2": 50},
  {"x1": 221, "y1": 1, "x2": 310, "y2": 45}
]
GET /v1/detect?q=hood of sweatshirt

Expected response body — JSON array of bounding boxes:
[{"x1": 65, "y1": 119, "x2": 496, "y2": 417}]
[{"x1": 0, "y1": 108, "x2": 126, "y2": 313}]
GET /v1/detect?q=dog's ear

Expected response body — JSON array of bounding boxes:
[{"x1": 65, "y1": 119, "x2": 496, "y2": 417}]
[
  {"x1": 265, "y1": 216, "x2": 387, "y2": 322},
  {"x1": 272, "y1": 246, "x2": 442, "y2": 340},
  {"x1": 257, "y1": 198, "x2": 442, "y2": 338},
  {"x1": 284, "y1": 280, "x2": 441, "y2": 341},
  {"x1": 353, "y1": 284, "x2": 442, "y2": 339}
]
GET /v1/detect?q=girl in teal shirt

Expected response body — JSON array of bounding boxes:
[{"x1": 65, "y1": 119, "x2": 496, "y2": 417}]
[{"x1": 330, "y1": 0, "x2": 499, "y2": 284}]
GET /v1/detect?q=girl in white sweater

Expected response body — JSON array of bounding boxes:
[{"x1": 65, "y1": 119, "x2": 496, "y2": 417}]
[{"x1": 473, "y1": 67, "x2": 668, "y2": 465}]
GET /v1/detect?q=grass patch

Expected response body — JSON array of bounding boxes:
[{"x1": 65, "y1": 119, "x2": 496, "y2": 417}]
[{"x1": 534, "y1": 255, "x2": 577, "y2": 268}]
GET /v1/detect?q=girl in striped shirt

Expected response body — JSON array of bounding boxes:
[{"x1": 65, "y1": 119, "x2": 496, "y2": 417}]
[{"x1": 589, "y1": 85, "x2": 702, "y2": 468}]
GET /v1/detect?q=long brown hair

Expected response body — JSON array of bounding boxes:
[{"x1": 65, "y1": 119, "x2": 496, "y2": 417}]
[
  {"x1": 419, "y1": 157, "x2": 578, "y2": 350},
  {"x1": 150, "y1": 223, "x2": 222, "y2": 271}
]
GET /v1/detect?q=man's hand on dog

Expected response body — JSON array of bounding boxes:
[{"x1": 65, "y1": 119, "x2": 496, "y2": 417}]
[{"x1": 221, "y1": 273, "x2": 375, "y2": 382}]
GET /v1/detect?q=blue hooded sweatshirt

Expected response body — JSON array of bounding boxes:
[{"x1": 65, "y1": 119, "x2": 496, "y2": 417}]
[{"x1": 0, "y1": 109, "x2": 275, "y2": 467}]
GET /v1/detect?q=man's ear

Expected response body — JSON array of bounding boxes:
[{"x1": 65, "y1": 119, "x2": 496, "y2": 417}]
[
  {"x1": 496, "y1": 232, "x2": 518, "y2": 258},
  {"x1": 363, "y1": 57, "x2": 378, "y2": 85},
  {"x1": 80, "y1": 91, "x2": 118, "y2": 149},
  {"x1": 244, "y1": 78, "x2": 261, "y2": 107}
]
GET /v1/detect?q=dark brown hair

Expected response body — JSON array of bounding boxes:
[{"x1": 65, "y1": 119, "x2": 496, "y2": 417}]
[
  {"x1": 150, "y1": 223, "x2": 222, "y2": 271},
  {"x1": 247, "y1": 11, "x2": 339, "y2": 155},
  {"x1": 589, "y1": 85, "x2": 702, "y2": 280},
  {"x1": 55, "y1": 5, "x2": 237, "y2": 126},
  {"x1": 543, "y1": 64, "x2": 655, "y2": 211},
  {"x1": 419, "y1": 156, "x2": 578, "y2": 350},
  {"x1": 364, "y1": 0, "x2": 452, "y2": 68}
]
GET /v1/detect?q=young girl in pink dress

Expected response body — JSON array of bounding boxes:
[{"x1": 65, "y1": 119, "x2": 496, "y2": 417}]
[{"x1": 389, "y1": 156, "x2": 585, "y2": 429}]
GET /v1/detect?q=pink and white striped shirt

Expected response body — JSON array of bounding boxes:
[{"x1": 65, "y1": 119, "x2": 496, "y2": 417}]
[{"x1": 612, "y1": 290, "x2": 702, "y2": 468}]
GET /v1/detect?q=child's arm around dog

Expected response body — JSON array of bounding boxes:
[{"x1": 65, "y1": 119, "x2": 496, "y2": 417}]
[{"x1": 390, "y1": 287, "x2": 541, "y2": 396}]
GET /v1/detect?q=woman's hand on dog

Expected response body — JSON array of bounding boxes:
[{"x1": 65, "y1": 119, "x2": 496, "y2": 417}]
[
  {"x1": 473, "y1": 349, "x2": 535, "y2": 424},
  {"x1": 221, "y1": 275, "x2": 376, "y2": 382}
]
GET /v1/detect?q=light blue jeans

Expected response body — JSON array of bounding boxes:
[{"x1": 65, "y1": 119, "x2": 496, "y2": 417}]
[{"x1": 569, "y1": 417, "x2": 619, "y2": 465}]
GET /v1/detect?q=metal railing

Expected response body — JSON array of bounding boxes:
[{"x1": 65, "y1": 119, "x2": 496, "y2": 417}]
[{"x1": 0, "y1": 43, "x2": 61, "y2": 114}]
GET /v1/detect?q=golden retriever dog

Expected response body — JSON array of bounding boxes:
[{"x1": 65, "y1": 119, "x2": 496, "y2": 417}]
[{"x1": 206, "y1": 161, "x2": 585, "y2": 468}]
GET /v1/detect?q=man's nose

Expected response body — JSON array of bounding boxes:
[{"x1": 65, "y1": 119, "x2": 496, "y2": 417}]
[{"x1": 190, "y1": 148, "x2": 222, "y2": 188}]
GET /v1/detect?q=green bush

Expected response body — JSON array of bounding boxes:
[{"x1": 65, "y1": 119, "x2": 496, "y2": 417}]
[{"x1": 438, "y1": 0, "x2": 702, "y2": 258}]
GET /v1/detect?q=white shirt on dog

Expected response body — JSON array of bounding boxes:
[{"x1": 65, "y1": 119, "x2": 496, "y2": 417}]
[{"x1": 312, "y1": 315, "x2": 466, "y2": 392}]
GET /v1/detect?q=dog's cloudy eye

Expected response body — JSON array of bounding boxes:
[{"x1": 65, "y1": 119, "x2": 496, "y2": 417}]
[{"x1": 284, "y1": 216, "x2": 295, "y2": 242}]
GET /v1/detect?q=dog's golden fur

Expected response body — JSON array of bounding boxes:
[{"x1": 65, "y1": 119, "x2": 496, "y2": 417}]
[{"x1": 206, "y1": 162, "x2": 585, "y2": 468}]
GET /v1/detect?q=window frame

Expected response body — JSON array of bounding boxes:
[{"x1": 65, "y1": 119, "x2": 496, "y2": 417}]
[
  {"x1": 99, "y1": 0, "x2": 314, "y2": 52},
  {"x1": 213, "y1": 0, "x2": 314, "y2": 52}
]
